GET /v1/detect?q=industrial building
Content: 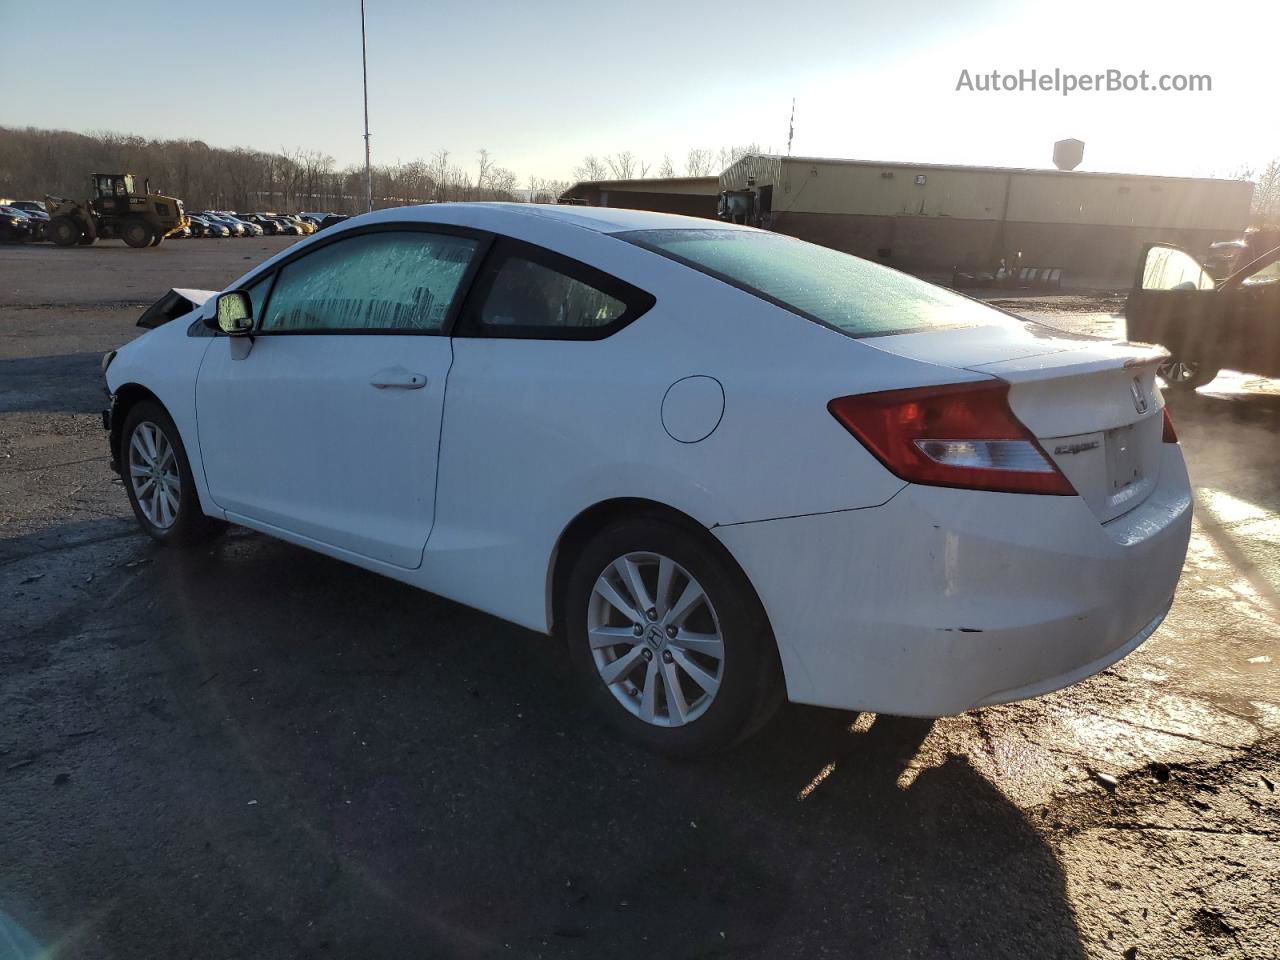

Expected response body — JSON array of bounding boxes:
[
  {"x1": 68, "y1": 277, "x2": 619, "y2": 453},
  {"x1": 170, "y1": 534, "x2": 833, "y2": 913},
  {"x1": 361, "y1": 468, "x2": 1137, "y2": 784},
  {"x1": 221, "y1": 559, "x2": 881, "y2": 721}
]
[
  {"x1": 717, "y1": 154, "x2": 1254, "y2": 282},
  {"x1": 558, "y1": 176, "x2": 719, "y2": 219}
]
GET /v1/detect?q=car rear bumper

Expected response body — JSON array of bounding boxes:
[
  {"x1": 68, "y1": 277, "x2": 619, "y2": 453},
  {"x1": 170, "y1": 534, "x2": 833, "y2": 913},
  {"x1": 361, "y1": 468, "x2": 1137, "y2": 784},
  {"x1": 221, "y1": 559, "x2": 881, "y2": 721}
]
[{"x1": 713, "y1": 445, "x2": 1192, "y2": 716}]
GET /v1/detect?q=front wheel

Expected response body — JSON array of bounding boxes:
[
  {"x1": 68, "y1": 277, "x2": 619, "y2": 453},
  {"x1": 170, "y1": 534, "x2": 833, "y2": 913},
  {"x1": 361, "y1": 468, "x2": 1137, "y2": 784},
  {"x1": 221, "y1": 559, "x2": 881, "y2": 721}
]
[
  {"x1": 48, "y1": 216, "x2": 82, "y2": 247},
  {"x1": 564, "y1": 516, "x2": 781, "y2": 755},
  {"x1": 121, "y1": 219, "x2": 154, "y2": 248},
  {"x1": 120, "y1": 401, "x2": 225, "y2": 546},
  {"x1": 1157, "y1": 357, "x2": 1217, "y2": 391}
]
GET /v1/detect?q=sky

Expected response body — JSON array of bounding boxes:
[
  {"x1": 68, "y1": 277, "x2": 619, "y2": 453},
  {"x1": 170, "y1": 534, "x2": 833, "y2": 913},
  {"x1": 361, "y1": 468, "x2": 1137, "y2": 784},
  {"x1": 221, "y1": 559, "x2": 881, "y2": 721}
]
[{"x1": 1, "y1": 0, "x2": 1273, "y2": 184}]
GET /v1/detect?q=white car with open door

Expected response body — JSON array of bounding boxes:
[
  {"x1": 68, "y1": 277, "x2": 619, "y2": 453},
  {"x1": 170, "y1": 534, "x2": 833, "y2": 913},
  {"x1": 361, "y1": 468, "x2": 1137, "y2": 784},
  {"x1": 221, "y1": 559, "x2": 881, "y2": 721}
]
[{"x1": 102, "y1": 204, "x2": 1193, "y2": 754}]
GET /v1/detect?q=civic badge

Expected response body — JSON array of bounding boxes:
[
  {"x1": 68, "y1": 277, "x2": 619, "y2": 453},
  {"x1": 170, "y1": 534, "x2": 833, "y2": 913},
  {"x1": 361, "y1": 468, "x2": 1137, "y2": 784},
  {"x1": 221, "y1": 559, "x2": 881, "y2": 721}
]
[{"x1": 1130, "y1": 377, "x2": 1148, "y2": 414}]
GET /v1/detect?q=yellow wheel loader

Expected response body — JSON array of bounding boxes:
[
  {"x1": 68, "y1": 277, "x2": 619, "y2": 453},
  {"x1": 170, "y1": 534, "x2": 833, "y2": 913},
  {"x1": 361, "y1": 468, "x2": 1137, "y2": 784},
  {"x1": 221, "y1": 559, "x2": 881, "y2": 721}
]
[{"x1": 45, "y1": 174, "x2": 187, "y2": 248}]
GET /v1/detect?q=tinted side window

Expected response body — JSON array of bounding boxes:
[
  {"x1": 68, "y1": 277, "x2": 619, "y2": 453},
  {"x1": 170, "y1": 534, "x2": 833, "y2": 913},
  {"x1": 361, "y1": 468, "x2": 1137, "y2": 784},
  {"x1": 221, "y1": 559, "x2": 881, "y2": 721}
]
[
  {"x1": 260, "y1": 231, "x2": 479, "y2": 333},
  {"x1": 465, "y1": 239, "x2": 654, "y2": 339},
  {"x1": 1140, "y1": 245, "x2": 1215, "y2": 292},
  {"x1": 1241, "y1": 259, "x2": 1280, "y2": 287},
  {"x1": 481, "y1": 256, "x2": 625, "y2": 329}
]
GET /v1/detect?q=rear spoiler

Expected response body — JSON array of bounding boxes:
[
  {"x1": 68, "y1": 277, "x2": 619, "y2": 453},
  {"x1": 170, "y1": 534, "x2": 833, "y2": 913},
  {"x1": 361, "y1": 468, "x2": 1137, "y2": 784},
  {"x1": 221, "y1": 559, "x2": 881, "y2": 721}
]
[{"x1": 137, "y1": 288, "x2": 218, "y2": 329}]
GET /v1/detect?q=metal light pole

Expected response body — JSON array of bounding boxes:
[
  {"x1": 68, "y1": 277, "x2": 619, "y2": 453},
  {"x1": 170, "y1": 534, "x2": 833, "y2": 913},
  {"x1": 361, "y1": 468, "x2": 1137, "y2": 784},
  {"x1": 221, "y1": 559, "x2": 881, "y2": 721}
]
[{"x1": 360, "y1": 0, "x2": 373, "y2": 213}]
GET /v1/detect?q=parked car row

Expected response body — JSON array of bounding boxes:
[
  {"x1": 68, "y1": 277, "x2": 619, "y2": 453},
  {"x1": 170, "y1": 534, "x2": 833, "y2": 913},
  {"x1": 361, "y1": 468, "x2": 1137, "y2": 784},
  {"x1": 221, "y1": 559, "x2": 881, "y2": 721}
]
[
  {"x1": 0, "y1": 200, "x2": 50, "y2": 242},
  {"x1": 0, "y1": 198, "x2": 350, "y2": 243},
  {"x1": 168, "y1": 211, "x2": 349, "y2": 239},
  {"x1": 175, "y1": 212, "x2": 303, "y2": 240}
]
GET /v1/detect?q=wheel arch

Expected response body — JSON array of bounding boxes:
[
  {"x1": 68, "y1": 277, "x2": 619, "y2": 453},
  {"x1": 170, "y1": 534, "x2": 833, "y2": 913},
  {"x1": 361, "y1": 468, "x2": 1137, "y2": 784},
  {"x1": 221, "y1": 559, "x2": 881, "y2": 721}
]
[
  {"x1": 109, "y1": 382, "x2": 165, "y2": 471},
  {"x1": 545, "y1": 497, "x2": 771, "y2": 643}
]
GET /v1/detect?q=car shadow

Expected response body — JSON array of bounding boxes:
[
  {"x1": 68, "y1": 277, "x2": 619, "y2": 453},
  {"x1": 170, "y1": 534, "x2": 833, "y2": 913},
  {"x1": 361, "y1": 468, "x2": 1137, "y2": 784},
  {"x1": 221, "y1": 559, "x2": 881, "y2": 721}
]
[
  {"x1": 0, "y1": 352, "x2": 108, "y2": 414},
  {"x1": 2, "y1": 519, "x2": 1088, "y2": 959}
]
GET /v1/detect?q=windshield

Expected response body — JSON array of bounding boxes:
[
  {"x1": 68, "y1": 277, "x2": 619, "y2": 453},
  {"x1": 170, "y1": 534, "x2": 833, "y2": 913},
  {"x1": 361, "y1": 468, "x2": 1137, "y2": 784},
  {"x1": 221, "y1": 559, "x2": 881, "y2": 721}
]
[{"x1": 619, "y1": 228, "x2": 1011, "y2": 338}]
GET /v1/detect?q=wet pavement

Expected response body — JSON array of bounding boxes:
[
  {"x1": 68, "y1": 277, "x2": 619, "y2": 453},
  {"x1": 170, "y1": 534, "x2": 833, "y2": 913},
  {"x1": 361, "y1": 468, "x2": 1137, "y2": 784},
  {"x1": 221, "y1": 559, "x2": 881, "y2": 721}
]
[{"x1": 1, "y1": 241, "x2": 1277, "y2": 959}]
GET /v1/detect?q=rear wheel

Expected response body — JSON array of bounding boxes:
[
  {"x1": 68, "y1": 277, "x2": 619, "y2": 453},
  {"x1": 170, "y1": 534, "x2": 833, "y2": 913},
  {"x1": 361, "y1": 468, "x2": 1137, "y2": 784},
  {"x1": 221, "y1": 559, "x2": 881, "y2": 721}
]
[
  {"x1": 1157, "y1": 358, "x2": 1217, "y2": 391},
  {"x1": 564, "y1": 516, "x2": 780, "y2": 755},
  {"x1": 49, "y1": 216, "x2": 82, "y2": 247},
  {"x1": 120, "y1": 401, "x2": 226, "y2": 546},
  {"x1": 121, "y1": 219, "x2": 154, "y2": 248}
]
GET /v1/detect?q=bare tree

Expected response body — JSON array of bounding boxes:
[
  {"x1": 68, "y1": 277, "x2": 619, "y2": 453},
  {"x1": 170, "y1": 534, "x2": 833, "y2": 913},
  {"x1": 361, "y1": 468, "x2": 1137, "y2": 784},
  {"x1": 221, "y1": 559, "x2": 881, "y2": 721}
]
[
  {"x1": 574, "y1": 155, "x2": 609, "y2": 182},
  {"x1": 605, "y1": 151, "x2": 638, "y2": 179},
  {"x1": 717, "y1": 143, "x2": 761, "y2": 170},
  {"x1": 487, "y1": 167, "x2": 518, "y2": 198},
  {"x1": 428, "y1": 149, "x2": 451, "y2": 202},
  {"x1": 657, "y1": 154, "x2": 676, "y2": 178},
  {"x1": 1253, "y1": 159, "x2": 1280, "y2": 224},
  {"x1": 685, "y1": 148, "x2": 714, "y2": 177},
  {"x1": 476, "y1": 148, "x2": 493, "y2": 193}
]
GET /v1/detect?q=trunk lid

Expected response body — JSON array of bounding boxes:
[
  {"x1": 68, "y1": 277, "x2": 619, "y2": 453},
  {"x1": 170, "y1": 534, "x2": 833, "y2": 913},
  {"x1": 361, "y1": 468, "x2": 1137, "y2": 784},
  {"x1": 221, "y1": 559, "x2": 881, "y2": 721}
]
[{"x1": 867, "y1": 322, "x2": 1170, "y2": 523}]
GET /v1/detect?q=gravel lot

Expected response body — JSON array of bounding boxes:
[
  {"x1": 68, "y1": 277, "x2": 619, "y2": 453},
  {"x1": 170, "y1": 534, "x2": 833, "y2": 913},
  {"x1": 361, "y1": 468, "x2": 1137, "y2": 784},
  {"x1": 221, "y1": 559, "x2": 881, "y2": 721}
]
[{"x1": 1, "y1": 237, "x2": 1277, "y2": 959}]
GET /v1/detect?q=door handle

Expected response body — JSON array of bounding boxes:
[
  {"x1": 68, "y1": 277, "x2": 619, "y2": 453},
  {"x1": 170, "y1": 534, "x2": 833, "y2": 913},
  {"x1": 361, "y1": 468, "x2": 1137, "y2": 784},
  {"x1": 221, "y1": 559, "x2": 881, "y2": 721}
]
[{"x1": 370, "y1": 367, "x2": 428, "y2": 390}]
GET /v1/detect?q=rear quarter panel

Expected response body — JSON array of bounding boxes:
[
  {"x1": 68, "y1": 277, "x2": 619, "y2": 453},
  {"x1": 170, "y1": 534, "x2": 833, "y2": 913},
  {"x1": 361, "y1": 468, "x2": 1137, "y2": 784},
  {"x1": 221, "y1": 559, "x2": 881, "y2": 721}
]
[{"x1": 421, "y1": 222, "x2": 987, "y2": 633}]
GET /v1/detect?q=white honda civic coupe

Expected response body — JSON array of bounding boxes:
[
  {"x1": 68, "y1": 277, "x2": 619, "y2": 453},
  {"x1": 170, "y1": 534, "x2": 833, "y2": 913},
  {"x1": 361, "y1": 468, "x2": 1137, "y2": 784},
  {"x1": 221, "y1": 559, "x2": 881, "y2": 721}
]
[{"x1": 102, "y1": 204, "x2": 1192, "y2": 754}]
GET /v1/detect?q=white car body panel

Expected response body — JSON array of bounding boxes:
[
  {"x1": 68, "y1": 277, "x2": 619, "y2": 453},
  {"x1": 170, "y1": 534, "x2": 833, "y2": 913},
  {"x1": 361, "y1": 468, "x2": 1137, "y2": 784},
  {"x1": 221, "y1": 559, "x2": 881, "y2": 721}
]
[
  {"x1": 104, "y1": 203, "x2": 1193, "y2": 718},
  {"x1": 715, "y1": 445, "x2": 1191, "y2": 712},
  {"x1": 105, "y1": 313, "x2": 218, "y2": 515},
  {"x1": 172, "y1": 288, "x2": 218, "y2": 308},
  {"x1": 195, "y1": 334, "x2": 453, "y2": 569}
]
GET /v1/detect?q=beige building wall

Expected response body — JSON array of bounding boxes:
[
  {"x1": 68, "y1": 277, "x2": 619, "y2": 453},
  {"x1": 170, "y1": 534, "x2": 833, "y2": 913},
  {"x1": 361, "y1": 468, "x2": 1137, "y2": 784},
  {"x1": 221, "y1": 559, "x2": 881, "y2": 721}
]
[
  {"x1": 1004, "y1": 172, "x2": 1249, "y2": 230},
  {"x1": 721, "y1": 156, "x2": 1252, "y2": 231}
]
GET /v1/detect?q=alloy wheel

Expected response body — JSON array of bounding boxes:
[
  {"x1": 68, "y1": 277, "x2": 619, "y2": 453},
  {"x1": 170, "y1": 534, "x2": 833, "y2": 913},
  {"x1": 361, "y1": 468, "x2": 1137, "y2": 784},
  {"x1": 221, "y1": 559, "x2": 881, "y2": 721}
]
[
  {"x1": 128, "y1": 421, "x2": 181, "y2": 529},
  {"x1": 587, "y1": 551, "x2": 725, "y2": 727},
  {"x1": 1157, "y1": 358, "x2": 1201, "y2": 384}
]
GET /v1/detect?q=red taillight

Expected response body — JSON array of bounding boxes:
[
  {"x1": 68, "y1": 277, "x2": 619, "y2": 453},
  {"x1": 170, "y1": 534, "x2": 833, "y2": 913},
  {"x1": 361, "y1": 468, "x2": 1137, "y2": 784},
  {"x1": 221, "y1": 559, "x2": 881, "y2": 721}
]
[
  {"x1": 1161, "y1": 407, "x2": 1178, "y2": 443},
  {"x1": 828, "y1": 381, "x2": 1076, "y2": 496}
]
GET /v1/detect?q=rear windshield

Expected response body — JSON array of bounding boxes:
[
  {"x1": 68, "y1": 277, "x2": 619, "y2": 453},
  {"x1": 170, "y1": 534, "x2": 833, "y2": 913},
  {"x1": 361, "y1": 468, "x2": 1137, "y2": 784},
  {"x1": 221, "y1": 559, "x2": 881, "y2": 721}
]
[{"x1": 619, "y1": 228, "x2": 1008, "y2": 338}]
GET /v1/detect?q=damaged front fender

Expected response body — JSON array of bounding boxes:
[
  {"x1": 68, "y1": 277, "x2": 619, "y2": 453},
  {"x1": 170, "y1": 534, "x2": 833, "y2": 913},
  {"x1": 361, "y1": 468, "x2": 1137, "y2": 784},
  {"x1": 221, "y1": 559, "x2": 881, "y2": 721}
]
[{"x1": 135, "y1": 288, "x2": 218, "y2": 329}]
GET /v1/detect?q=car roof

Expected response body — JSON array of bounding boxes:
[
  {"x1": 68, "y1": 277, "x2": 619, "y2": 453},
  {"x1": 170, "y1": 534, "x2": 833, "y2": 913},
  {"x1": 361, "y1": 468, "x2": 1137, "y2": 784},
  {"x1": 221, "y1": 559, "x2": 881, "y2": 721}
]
[{"x1": 359, "y1": 202, "x2": 752, "y2": 237}]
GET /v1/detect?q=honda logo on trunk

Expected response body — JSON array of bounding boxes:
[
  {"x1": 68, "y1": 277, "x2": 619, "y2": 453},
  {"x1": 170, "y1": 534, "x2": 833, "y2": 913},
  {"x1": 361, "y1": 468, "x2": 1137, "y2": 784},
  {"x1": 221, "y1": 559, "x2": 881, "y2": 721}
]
[{"x1": 1131, "y1": 377, "x2": 1148, "y2": 414}]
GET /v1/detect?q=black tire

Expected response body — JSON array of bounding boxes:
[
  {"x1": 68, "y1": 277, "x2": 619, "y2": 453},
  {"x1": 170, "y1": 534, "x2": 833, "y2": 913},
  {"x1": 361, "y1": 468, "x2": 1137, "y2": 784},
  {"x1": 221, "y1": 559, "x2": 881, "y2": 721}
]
[
  {"x1": 49, "y1": 216, "x2": 82, "y2": 247},
  {"x1": 121, "y1": 219, "x2": 154, "y2": 248},
  {"x1": 120, "y1": 401, "x2": 226, "y2": 546},
  {"x1": 564, "y1": 515, "x2": 781, "y2": 756},
  {"x1": 1158, "y1": 358, "x2": 1218, "y2": 391}
]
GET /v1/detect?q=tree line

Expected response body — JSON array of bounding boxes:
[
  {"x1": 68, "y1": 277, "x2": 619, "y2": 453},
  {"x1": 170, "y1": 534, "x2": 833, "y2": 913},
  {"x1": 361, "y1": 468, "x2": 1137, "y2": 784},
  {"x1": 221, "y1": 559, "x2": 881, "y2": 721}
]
[
  {"x1": 0, "y1": 126, "x2": 540, "y2": 212},
  {"x1": 0, "y1": 125, "x2": 761, "y2": 214},
  {"x1": 3, "y1": 124, "x2": 1274, "y2": 226},
  {"x1": 572, "y1": 145, "x2": 762, "y2": 182}
]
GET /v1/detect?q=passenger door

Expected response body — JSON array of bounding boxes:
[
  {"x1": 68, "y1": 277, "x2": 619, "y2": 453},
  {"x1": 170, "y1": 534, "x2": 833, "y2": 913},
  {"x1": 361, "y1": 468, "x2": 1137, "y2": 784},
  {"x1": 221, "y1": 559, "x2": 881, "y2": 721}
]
[
  {"x1": 195, "y1": 226, "x2": 486, "y2": 569},
  {"x1": 1225, "y1": 251, "x2": 1280, "y2": 377},
  {"x1": 1124, "y1": 242, "x2": 1222, "y2": 362},
  {"x1": 421, "y1": 237, "x2": 656, "y2": 626}
]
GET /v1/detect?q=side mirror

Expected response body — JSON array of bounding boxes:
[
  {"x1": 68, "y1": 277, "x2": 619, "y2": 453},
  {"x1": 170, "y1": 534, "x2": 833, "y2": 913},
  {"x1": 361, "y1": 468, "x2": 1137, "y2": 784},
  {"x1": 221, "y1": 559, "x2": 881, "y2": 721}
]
[{"x1": 213, "y1": 290, "x2": 254, "y2": 336}]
